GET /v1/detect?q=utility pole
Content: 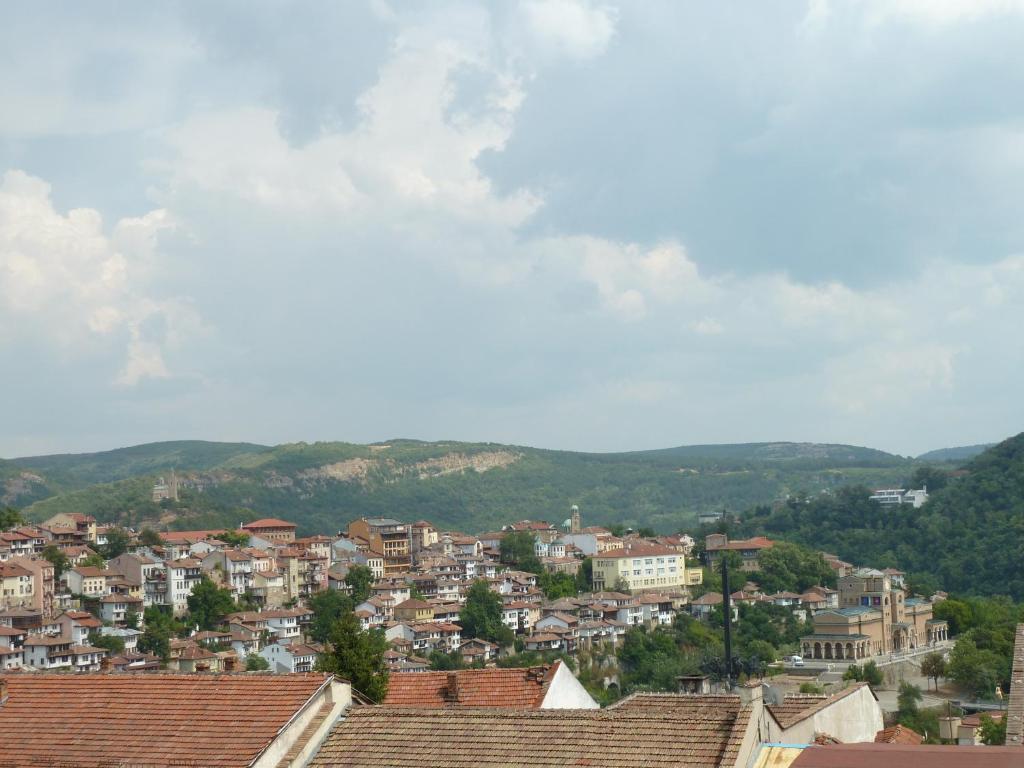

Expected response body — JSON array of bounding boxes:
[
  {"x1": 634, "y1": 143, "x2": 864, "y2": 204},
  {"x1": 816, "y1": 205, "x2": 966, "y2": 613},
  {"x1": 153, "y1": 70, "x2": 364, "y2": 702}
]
[{"x1": 721, "y1": 553, "x2": 733, "y2": 691}]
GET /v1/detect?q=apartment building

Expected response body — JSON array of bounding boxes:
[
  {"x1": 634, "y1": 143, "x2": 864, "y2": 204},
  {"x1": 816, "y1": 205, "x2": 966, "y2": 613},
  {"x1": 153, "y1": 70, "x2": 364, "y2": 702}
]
[{"x1": 347, "y1": 518, "x2": 411, "y2": 575}]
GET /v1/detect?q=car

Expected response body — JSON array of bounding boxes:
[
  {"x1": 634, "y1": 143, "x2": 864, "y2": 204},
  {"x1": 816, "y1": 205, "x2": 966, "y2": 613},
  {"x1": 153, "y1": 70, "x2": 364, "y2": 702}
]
[{"x1": 789, "y1": 655, "x2": 804, "y2": 666}]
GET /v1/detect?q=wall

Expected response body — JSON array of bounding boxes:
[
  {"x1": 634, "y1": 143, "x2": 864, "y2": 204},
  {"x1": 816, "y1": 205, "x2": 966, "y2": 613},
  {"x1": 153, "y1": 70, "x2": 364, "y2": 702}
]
[
  {"x1": 540, "y1": 662, "x2": 599, "y2": 709},
  {"x1": 252, "y1": 679, "x2": 352, "y2": 768}
]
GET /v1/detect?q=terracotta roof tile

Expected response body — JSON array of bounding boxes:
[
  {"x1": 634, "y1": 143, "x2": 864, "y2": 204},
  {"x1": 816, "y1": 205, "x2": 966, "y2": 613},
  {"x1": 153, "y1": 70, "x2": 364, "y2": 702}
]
[
  {"x1": 312, "y1": 702, "x2": 752, "y2": 767},
  {"x1": 875, "y1": 724, "x2": 923, "y2": 744},
  {"x1": 0, "y1": 673, "x2": 331, "y2": 768},
  {"x1": 383, "y1": 665, "x2": 559, "y2": 708}
]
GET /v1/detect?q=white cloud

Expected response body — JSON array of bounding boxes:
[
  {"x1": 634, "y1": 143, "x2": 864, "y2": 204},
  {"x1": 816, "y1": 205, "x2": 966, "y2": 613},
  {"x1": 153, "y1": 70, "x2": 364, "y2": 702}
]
[
  {"x1": 0, "y1": 170, "x2": 195, "y2": 385},
  {"x1": 520, "y1": 0, "x2": 618, "y2": 60}
]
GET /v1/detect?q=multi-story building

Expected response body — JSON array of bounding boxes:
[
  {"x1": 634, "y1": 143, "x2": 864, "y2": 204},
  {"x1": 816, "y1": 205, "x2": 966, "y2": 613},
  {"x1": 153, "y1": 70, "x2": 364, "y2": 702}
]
[
  {"x1": 0, "y1": 562, "x2": 35, "y2": 610},
  {"x1": 347, "y1": 518, "x2": 411, "y2": 575},
  {"x1": 591, "y1": 544, "x2": 692, "y2": 592},
  {"x1": 7, "y1": 556, "x2": 55, "y2": 617},
  {"x1": 201, "y1": 550, "x2": 254, "y2": 599},
  {"x1": 64, "y1": 566, "x2": 111, "y2": 597},
  {"x1": 703, "y1": 534, "x2": 775, "y2": 572},
  {"x1": 43, "y1": 513, "x2": 97, "y2": 545},
  {"x1": 166, "y1": 558, "x2": 203, "y2": 616},
  {"x1": 800, "y1": 568, "x2": 948, "y2": 659},
  {"x1": 241, "y1": 518, "x2": 297, "y2": 543}
]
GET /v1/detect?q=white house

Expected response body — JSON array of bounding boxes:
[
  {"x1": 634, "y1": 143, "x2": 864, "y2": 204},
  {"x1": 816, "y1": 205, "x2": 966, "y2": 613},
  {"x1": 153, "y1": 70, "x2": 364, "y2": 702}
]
[{"x1": 260, "y1": 641, "x2": 321, "y2": 673}]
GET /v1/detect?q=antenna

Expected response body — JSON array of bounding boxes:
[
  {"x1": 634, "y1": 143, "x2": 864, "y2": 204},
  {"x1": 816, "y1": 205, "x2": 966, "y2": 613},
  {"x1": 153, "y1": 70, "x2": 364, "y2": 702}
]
[{"x1": 722, "y1": 553, "x2": 733, "y2": 691}]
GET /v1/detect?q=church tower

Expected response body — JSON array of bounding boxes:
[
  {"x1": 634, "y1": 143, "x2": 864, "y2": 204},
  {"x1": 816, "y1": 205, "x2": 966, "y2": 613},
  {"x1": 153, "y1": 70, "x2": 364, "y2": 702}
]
[{"x1": 570, "y1": 504, "x2": 581, "y2": 534}]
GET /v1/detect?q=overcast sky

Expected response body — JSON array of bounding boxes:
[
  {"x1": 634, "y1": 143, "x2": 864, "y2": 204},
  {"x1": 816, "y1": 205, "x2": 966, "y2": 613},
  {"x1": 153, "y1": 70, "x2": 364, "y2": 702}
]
[{"x1": 2, "y1": 0, "x2": 1022, "y2": 458}]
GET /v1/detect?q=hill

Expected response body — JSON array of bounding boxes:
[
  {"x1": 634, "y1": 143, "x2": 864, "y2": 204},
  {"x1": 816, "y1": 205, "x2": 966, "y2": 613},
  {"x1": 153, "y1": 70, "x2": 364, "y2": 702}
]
[
  {"x1": 741, "y1": 432, "x2": 1024, "y2": 600},
  {"x1": 916, "y1": 443, "x2": 996, "y2": 462},
  {"x1": 6, "y1": 438, "x2": 922, "y2": 535},
  {"x1": 10, "y1": 440, "x2": 269, "y2": 488}
]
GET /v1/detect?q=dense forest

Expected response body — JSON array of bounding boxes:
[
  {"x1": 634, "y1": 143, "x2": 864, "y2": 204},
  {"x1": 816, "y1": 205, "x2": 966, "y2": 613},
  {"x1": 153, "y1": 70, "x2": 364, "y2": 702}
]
[
  {"x1": 6, "y1": 439, "x2": 931, "y2": 535},
  {"x1": 739, "y1": 433, "x2": 1024, "y2": 600}
]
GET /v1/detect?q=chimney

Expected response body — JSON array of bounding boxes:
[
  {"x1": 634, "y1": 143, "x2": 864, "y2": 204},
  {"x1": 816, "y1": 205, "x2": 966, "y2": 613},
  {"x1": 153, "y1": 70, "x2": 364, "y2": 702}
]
[
  {"x1": 224, "y1": 655, "x2": 237, "y2": 672},
  {"x1": 0, "y1": 679, "x2": 7, "y2": 706},
  {"x1": 737, "y1": 680, "x2": 763, "y2": 706},
  {"x1": 444, "y1": 672, "x2": 459, "y2": 703},
  {"x1": 100, "y1": 655, "x2": 112, "y2": 672}
]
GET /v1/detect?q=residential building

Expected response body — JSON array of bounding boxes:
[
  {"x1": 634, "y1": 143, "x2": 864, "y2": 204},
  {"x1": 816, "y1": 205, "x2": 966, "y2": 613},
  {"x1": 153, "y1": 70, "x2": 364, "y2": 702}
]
[
  {"x1": 43, "y1": 512, "x2": 97, "y2": 544},
  {"x1": 166, "y1": 558, "x2": 203, "y2": 616},
  {"x1": 868, "y1": 487, "x2": 929, "y2": 508},
  {"x1": 591, "y1": 544, "x2": 691, "y2": 592},
  {"x1": 347, "y1": 518, "x2": 411, "y2": 575},
  {"x1": 241, "y1": 518, "x2": 297, "y2": 543},
  {"x1": 64, "y1": 566, "x2": 112, "y2": 597},
  {"x1": 703, "y1": 534, "x2": 774, "y2": 571},
  {"x1": 0, "y1": 673, "x2": 352, "y2": 768},
  {"x1": 201, "y1": 549, "x2": 255, "y2": 599},
  {"x1": 0, "y1": 561, "x2": 35, "y2": 611},
  {"x1": 393, "y1": 598, "x2": 434, "y2": 623},
  {"x1": 260, "y1": 641, "x2": 322, "y2": 673}
]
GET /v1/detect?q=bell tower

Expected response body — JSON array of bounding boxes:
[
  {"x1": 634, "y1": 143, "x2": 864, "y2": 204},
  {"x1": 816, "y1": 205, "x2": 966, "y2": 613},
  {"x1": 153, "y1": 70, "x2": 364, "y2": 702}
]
[{"x1": 570, "y1": 504, "x2": 581, "y2": 534}]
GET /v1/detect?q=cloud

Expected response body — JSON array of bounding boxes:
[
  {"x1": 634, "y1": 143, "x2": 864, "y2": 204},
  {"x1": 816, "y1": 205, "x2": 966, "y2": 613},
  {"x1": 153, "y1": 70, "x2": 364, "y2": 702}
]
[
  {"x1": 519, "y1": 0, "x2": 618, "y2": 59},
  {"x1": 0, "y1": 170, "x2": 196, "y2": 385}
]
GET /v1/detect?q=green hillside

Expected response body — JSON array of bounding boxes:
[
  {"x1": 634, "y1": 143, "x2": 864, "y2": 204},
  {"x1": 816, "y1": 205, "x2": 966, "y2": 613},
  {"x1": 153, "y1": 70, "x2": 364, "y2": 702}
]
[
  {"x1": 741, "y1": 432, "x2": 1024, "y2": 600},
  {"x1": 10, "y1": 440, "x2": 269, "y2": 488},
  {"x1": 12, "y1": 438, "x2": 923, "y2": 535},
  {"x1": 916, "y1": 443, "x2": 996, "y2": 462}
]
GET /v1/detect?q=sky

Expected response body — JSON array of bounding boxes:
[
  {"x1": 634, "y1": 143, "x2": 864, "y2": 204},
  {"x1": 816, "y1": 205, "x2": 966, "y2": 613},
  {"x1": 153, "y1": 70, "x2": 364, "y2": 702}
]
[{"x1": 1, "y1": 0, "x2": 1023, "y2": 458}]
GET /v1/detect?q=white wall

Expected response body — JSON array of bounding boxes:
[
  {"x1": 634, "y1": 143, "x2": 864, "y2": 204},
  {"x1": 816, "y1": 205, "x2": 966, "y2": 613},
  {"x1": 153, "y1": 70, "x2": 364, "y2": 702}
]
[{"x1": 540, "y1": 661, "x2": 599, "y2": 709}]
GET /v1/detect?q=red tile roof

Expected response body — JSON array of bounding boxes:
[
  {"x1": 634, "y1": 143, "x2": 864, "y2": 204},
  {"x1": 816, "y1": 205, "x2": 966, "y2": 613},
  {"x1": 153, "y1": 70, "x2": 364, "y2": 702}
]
[
  {"x1": 311, "y1": 701, "x2": 754, "y2": 767},
  {"x1": 383, "y1": 664, "x2": 560, "y2": 708},
  {"x1": 242, "y1": 518, "x2": 297, "y2": 529},
  {"x1": 790, "y1": 744, "x2": 1024, "y2": 768},
  {"x1": 0, "y1": 673, "x2": 331, "y2": 768},
  {"x1": 874, "y1": 724, "x2": 923, "y2": 745}
]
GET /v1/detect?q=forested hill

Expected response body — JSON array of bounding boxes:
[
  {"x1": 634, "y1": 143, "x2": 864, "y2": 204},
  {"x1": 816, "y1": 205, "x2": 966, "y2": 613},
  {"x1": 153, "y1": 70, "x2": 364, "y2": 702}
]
[
  {"x1": 3, "y1": 439, "x2": 927, "y2": 536},
  {"x1": 741, "y1": 432, "x2": 1024, "y2": 601}
]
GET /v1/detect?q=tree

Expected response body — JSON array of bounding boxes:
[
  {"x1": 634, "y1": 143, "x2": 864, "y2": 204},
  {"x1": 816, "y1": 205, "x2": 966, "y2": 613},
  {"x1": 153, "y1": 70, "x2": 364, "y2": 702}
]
[
  {"x1": 41, "y1": 545, "x2": 70, "y2": 580},
  {"x1": 344, "y1": 565, "x2": 374, "y2": 604},
  {"x1": 101, "y1": 528, "x2": 131, "y2": 559},
  {"x1": 89, "y1": 632, "x2": 125, "y2": 655},
  {"x1": 978, "y1": 713, "x2": 1007, "y2": 745},
  {"x1": 500, "y1": 531, "x2": 543, "y2": 574},
  {"x1": 933, "y1": 599, "x2": 972, "y2": 636},
  {"x1": 81, "y1": 552, "x2": 106, "y2": 569},
  {"x1": 575, "y1": 558, "x2": 593, "y2": 592},
  {"x1": 138, "y1": 606, "x2": 180, "y2": 662},
  {"x1": 909, "y1": 466, "x2": 949, "y2": 494},
  {"x1": 246, "y1": 654, "x2": 270, "y2": 671},
  {"x1": 861, "y1": 660, "x2": 883, "y2": 686},
  {"x1": 538, "y1": 571, "x2": 577, "y2": 600},
  {"x1": 897, "y1": 681, "x2": 923, "y2": 718},
  {"x1": 428, "y1": 650, "x2": 466, "y2": 670},
  {"x1": 459, "y1": 580, "x2": 514, "y2": 645},
  {"x1": 218, "y1": 529, "x2": 250, "y2": 547},
  {"x1": 920, "y1": 651, "x2": 947, "y2": 691},
  {"x1": 124, "y1": 609, "x2": 140, "y2": 630},
  {"x1": 185, "y1": 576, "x2": 237, "y2": 630},
  {"x1": 139, "y1": 528, "x2": 163, "y2": 548},
  {"x1": 309, "y1": 589, "x2": 354, "y2": 643},
  {"x1": 755, "y1": 542, "x2": 834, "y2": 593},
  {"x1": 317, "y1": 611, "x2": 389, "y2": 702},
  {"x1": 0, "y1": 506, "x2": 24, "y2": 530}
]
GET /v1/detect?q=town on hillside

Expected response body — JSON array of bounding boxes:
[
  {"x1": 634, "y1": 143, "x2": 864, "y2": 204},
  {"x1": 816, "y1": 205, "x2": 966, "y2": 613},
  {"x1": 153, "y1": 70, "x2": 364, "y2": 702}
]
[{"x1": 2, "y1": 496, "x2": 1020, "y2": 767}]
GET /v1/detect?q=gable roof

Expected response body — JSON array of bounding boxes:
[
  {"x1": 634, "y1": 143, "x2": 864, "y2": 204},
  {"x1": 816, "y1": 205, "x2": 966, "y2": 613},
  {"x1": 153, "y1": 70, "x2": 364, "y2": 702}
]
[
  {"x1": 768, "y1": 683, "x2": 875, "y2": 729},
  {"x1": 874, "y1": 724, "x2": 923, "y2": 744},
  {"x1": 382, "y1": 664, "x2": 560, "y2": 708},
  {"x1": 242, "y1": 518, "x2": 296, "y2": 529},
  {"x1": 0, "y1": 673, "x2": 332, "y2": 768},
  {"x1": 311, "y1": 702, "x2": 754, "y2": 768}
]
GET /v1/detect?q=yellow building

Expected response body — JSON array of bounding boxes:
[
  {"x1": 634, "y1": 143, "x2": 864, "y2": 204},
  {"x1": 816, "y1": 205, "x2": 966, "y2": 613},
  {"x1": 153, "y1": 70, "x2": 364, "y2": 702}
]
[
  {"x1": 800, "y1": 568, "x2": 948, "y2": 659},
  {"x1": 591, "y1": 544, "x2": 691, "y2": 592}
]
